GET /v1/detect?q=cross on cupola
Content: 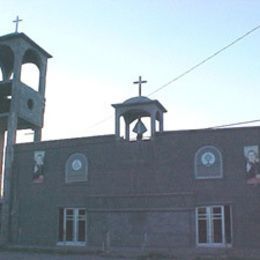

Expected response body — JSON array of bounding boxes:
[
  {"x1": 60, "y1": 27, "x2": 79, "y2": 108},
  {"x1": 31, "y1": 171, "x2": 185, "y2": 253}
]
[
  {"x1": 13, "y1": 16, "x2": 23, "y2": 33},
  {"x1": 133, "y1": 76, "x2": 147, "y2": 96}
]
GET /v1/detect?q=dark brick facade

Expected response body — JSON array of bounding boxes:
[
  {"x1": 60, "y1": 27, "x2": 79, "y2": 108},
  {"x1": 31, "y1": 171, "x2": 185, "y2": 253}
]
[{"x1": 10, "y1": 127, "x2": 260, "y2": 256}]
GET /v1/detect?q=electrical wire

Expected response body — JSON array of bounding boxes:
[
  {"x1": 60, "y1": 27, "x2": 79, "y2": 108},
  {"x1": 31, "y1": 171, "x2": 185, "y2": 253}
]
[
  {"x1": 87, "y1": 24, "x2": 260, "y2": 131},
  {"x1": 148, "y1": 24, "x2": 260, "y2": 97},
  {"x1": 208, "y1": 119, "x2": 260, "y2": 129}
]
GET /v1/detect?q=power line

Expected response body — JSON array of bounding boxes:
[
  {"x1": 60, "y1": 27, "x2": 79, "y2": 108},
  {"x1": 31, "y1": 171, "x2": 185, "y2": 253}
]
[
  {"x1": 208, "y1": 119, "x2": 260, "y2": 129},
  {"x1": 86, "y1": 24, "x2": 260, "y2": 131},
  {"x1": 86, "y1": 115, "x2": 113, "y2": 130},
  {"x1": 87, "y1": 116, "x2": 260, "y2": 132},
  {"x1": 148, "y1": 24, "x2": 260, "y2": 97}
]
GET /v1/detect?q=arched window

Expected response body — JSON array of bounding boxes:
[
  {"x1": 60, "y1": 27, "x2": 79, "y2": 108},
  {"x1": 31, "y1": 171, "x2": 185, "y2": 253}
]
[
  {"x1": 194, "y1": 145, "x2": 223, "y2": 179},
  {"x1": 65, "y1": 153, "x2": 88, "y2": 183},
  {"x1": 20, "y1": 63, "x2": 40, "y2": 91},
  {"x1": 0, "y1": 44, "x2": 14, "y2": 81},
  {"x1": 130, "y1": 117, "x2": 150, "y2": 141},
  {"x1": 21, "y1": 49, "x2": 42, "y2": 91}
]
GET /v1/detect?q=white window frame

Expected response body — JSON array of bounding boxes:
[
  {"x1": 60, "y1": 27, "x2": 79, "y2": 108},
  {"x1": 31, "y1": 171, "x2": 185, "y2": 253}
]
[
  {"x1": 57, "y1": 208, "x2": 86, "y2": 246},
  {"x1": 196, "y1": 205, "x2": 232, "y2": 247}
]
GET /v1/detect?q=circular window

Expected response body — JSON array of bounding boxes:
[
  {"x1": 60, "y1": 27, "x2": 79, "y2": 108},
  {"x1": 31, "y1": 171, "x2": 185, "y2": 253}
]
[
  {"x1": 72, "y1": 159, "x2": 82, "y2": 171},
  {"x1": 27, "y1": 99, "x2": 34, "y2": 110},
  {"x1": 201, "y1": 152, "x2": 216, "y2": 167}
]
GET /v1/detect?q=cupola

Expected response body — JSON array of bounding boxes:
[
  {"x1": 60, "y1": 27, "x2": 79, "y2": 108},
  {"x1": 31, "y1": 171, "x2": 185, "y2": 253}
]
[{"x1": 112, "y1": 76, "x2": 167, "y2": 141}]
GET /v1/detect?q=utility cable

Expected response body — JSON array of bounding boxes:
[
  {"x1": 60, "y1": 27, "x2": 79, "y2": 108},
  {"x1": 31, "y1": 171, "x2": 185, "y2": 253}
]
[
  {"x1": 86, "y1": 24, "x2": 260, "y2": 130},
  {"x1": 148, "y1": 24, "x2": 260, "y2": 97},
  {"x1": 208, "y1": 119, "x2": 260, "y2": 129}
]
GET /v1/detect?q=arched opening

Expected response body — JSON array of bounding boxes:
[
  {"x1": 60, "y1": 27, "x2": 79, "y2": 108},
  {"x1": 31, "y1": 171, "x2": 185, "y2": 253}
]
[
  {"x1": 0, "y1": 67, "x2": 3, "y2": 81},
  {"x1": 21, "y1": 49, "x2": 41, "y2": 91},
  {"x1": 0, "y1": 45, "x2": 14, "y2": 81},
  {"x1": 120, "y1": 108, "x2": 152, "y2": 141},
  {"x1": 0, "y1": 46, "x2": 14, "y2": 114},
  {"x1": 21, "y1": 63, "x2": 40, "y2": 91},
  {"x1": 16, "y1": 129, "x2": 34, "y2": 144},
  {"x1": 0, "y1": 129, "x2": 6, "y2": 197},
  {"x1": 119, "y1": 116, "x2": 125, "y2": 139},
  {"x1": 129, "y1": 117, "x2": 151, "y2": 141},
  {"x1": 155, "y1": 111, "x2": 161, "y2": 132},
  {"x1": 155, "y1": 119, "x2": 160, "y2": 132}
]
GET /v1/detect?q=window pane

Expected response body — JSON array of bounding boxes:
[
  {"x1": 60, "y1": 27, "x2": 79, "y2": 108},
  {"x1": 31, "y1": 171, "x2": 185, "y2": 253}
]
[
  {"x1": 78, "y1": 220, "x2": 85, "y2": 242},
  {"x1": 198, "y1": 219, "x2": 207, "y2": 243},
  {"x1": 224, "y1": 205, "x2": 232, "y2": 244},
  {"x1": 65, "y1": 220, "x2": 73, "y2": 241},
  {"x1": 213, "y1": 207, "x2": 221, "y2": 214},
  {"x1": 66, "y1": 209, "x2": 73, "y2": 216},
  {"x1": 198, "y1": 208, "x2": 206, "y2": 215},
  {"x1": 79, "y1": 209, "x2": 85, "y2": 216},
  {"x1": 213, "y1": 219, "x2": 223, "y2": 243},
  {"x1": 58, "y1": 209, "x2": 64, "y2": 241}
]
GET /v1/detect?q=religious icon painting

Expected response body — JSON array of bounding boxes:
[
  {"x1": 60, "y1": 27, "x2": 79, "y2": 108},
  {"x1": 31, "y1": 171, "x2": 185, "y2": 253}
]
[
  {"x1": 244, "y1": 145, "x2": 260, "y2": 185},
  {"x1": 33, "y1": 151, "x2": 45, "y2": 183}
]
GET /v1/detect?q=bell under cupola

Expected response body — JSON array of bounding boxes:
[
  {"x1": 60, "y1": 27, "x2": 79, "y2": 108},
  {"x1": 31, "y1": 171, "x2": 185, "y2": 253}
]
[{"x1": 112, "y1": 76, "x2": 167, "y2": 141}]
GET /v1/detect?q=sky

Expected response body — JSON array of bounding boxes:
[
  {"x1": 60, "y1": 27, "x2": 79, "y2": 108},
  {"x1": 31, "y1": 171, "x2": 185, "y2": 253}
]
[{"x1": 0, "y1": 0, "x2": 260, "y2": 142}]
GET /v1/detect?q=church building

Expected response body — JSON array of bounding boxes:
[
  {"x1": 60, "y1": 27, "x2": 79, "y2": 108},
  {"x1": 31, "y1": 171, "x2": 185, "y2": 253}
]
[{"x1": 0, "y1": 32, "x2": 260, "y2": 258}]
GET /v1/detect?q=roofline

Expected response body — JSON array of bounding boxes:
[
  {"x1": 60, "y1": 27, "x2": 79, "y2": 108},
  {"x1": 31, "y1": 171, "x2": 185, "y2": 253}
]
[
  {"x1": 0, "y1": 32, "x2": 52, "y2": 58},
  {"x1": 112, "y1": 100, "x2": 167, "y2": 112},
  {"x1": 160, "y1": 124, "x2": 260, "y2": 135},
  {"x1": 13, "y1": 125, "x2": 260, "y2": 151}
]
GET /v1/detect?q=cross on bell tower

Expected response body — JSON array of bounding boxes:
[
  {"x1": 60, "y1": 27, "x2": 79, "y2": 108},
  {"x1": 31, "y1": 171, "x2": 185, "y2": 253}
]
[
  {"x1": 13, "y1": 16, "x2": 23, "y2": 33},
  {"x1": 133, "y1": 76, "x2": 147, "y2": 96}
]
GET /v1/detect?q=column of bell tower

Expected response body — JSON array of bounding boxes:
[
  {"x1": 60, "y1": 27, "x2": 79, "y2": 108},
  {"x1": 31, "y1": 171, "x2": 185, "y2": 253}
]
[{"x1": 0, "y1": 32, "x2": 52, "y2": 244}]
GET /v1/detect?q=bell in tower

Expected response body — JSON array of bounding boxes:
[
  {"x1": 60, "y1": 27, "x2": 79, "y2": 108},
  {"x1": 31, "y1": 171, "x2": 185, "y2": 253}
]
[
  {"x1": 0, "y1": 19, "x2": 52, "y2": 244},
  {"x1": 133, "y1": 118, "x2": 147, "y2": 140}
]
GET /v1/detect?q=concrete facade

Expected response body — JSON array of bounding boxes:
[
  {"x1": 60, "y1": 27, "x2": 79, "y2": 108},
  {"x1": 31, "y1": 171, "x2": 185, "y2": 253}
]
[{"x1": 9, "y1": 126, "x2": 260, "y2": 256}]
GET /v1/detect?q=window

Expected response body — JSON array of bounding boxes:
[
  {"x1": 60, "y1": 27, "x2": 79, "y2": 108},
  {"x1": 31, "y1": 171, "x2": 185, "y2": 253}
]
[
  {"x1": 195, "y1": 146, "x2": 223, "y2": 179},
  {"x1": 58, "y1": 208, "x2": 86, "y2": 245},
  {"x1": 65, "y1": 153, "x2": 88, "y2": 183},
  {"x1": 196, "y1": 205, "x2": 232, "y2": 246}
]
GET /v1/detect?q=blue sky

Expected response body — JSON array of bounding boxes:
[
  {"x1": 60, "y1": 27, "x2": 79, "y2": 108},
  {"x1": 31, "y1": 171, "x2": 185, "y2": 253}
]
[{"x1": 1, "y1": 0, "x2": 260, "y2": 141}]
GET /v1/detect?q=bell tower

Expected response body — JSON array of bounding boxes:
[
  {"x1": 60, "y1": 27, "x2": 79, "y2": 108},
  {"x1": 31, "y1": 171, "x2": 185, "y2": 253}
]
[
  {"x1": 0, "y1": 31, "x2": 52, "y2": 243},
  {"x1": 112, "y1": 76, "x2": 167, "y2": 141}
]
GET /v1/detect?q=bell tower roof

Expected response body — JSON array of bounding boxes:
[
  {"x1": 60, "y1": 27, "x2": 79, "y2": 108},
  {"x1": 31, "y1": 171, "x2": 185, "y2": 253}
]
[
  {"x1": 124, "y1": 96, "x2": 151, "y2": 104},
  {"x1": 115, "y1": 95, "x2": 167, "y2": 112},
  {"x1": 0, "y1": 33, "x2": 52, "y2": 58}
]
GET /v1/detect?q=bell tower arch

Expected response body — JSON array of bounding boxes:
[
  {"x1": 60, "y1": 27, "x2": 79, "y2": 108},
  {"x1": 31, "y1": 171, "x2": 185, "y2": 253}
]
[{"x1": 0, "y1": 32, "x2": 52, "y2": 243}]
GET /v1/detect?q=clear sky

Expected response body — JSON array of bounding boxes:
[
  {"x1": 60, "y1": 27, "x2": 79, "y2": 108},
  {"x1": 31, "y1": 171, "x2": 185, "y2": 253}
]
[{"x1": 1, "y1": 0, "x2": 260, "y2": 142}]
